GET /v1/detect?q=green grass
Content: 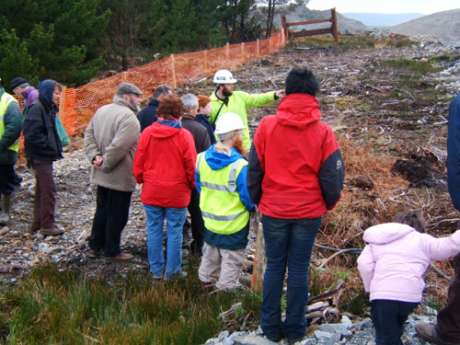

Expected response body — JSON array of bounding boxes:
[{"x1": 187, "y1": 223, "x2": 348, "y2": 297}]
[
  {"x1": 0, "y1": 265, "x2": 261, "y2": 345},
  {"x1": 382, "y1": 58, "x2": 441, "y2": 75},
  {"x1": 292, "y1": 34, "x2": 413, "y2": 50}
]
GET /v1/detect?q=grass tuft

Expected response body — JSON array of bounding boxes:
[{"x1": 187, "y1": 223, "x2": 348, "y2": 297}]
[
  {"x1": 382, "y1": 58, "x2": 440, "y2": 75},
  {"x1": 0, "y1": 264, "x2": 261, "y2": 345}
]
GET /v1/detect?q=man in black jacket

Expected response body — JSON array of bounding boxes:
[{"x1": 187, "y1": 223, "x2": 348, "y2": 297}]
[
  {"x1": 0, "y1": 77, "x2": 22, "y2": 225},
  {"x1": 23, "y1": 79, "x2": 63, "y2": 236},
  {"x1": 180, "y1": 93, "x2": 211, "y2": 256},
  {"x1": 137, "y1": 85, "x2": 171, "y2": 132},
  {"x1": 416, "y1": 93, "x2": 460, "y2": 345}
]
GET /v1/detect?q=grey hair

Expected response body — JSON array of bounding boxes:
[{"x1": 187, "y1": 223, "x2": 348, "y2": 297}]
[
  {"x1": 153, "y1": 85, "x2": 172, "y2": 99},
  {"x1": 181, "y1": 93, "x2": 199, "y2": 111}
]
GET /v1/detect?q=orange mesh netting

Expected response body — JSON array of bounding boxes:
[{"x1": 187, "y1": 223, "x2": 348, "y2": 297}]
[{"x1": 58, "y1": 31, "x2": 286, "y2": 136}]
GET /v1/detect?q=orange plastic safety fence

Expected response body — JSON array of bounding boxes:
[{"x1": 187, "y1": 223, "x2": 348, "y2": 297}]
[{"x1": 58, "y1": 31, "x2": 286, "y2": 136}]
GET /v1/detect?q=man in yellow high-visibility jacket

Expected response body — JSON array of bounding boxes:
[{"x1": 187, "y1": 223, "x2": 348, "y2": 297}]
[
  {"x1": 0, "y1": 77, "x2": 23, "y2": 225},
  {"x1": 210, "y1": 69, "x2": 284, "y2": 153},
  {"x1": 196, "y1": 112, "x2": 255, "y2": 290}
]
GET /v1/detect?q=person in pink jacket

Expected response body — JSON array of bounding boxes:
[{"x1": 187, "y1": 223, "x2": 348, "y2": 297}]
[{"x1": 357, "y1": 211, "x2": 460, "y2": 345}]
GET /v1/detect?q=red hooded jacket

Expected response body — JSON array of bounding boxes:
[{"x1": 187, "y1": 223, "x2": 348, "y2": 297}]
[
  {"x1": 248, "y1": 93, "x2": 344, "y2": 219},
  {"x1": 133, "y1": 122, "x2": 197, "y2": 208}
]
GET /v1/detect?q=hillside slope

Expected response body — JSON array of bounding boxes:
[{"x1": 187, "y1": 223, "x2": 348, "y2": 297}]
[
  {"x1": 391, "y1": 9, "x2": 460, "y2": 46},
  {"x1": 344, "y1": 12, "x2": 422, "y2": 27}
]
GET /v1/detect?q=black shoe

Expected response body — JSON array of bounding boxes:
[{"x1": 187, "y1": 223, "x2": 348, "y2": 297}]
[
  {"x1": 287, "y1": 335, "x2": 305, "y2": 345},
  {"x1": 264, "y1": 334, "x2": 282, "y2": 343}
]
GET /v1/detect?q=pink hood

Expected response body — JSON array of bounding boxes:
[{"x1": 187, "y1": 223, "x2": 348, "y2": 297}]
[
  {"x1": 358, "y1": 223, "x2": 460, "y2": 303},
  {"x1": 363, "y1": 223, "x2": 414, "y2": 245}
]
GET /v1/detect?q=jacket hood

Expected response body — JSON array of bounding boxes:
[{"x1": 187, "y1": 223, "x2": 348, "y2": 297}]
[
  {"x1": 363, "y1": 223, "x2": 415, "y2": 245},
  {"x1": 23, "y1": 86, "x2": 38, "y2": 107},
  {"x1": 149, "y1": 121, "x2": 182, "y2": 139},
  {"x1": 276, "y1": 94, "x2": 321, "y2": 128},
  {"x1": 148, "y1": 98, "x2": 159, "y2": 107},
  {"x1": 38, "y1": 79, "x2": 57, "y2": 111},
  {"x1": 205, "y1": 145, "x2": 242, "y2": 170}
]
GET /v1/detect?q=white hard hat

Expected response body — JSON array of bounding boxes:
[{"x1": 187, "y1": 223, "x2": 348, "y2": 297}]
[
  {"x1": 213, "y1": 69, "x2": 237, "y2": 84},
  {"x1": 215, "y1": 112, "x2": 245, "y2": 135}
]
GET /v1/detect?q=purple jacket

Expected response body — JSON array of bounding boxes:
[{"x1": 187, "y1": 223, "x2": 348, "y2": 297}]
[
  {"x1": 22, "y1": 86, "x2": 39, "y2": 110},
  {"x1": 357, "y1": 223, "x2": 460, "y2": 303}
]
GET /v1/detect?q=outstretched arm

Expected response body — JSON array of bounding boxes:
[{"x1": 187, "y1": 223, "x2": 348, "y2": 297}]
[{"x1": 240, "y1": 91, "x2": 278, "y2": 109}]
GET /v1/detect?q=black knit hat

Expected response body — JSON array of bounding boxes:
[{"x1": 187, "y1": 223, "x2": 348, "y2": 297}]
[{"x1": 10, "y1": 77, "x2": 28, "y2": 90}]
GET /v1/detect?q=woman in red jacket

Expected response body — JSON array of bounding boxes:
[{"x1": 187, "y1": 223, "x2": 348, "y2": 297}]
[
  {"x1": 248, "y1": 68, "x2": 344, "y2": 344},
  {"x1": 133, "y1": 94, "x2": 196, "y2": 280}
]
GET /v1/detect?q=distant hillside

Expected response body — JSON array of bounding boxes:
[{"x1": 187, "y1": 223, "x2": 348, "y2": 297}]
[
  {"x1": 344, "y1": 13, "x2": 423, "y2": 27},
  {"x1": 391, "y1": 9, "x2": 460, "y2": 47}
]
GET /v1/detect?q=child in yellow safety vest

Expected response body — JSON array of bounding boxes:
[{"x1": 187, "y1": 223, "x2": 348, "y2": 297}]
[{"x1": 196, "y1": 112, "x2": 255, "y2": 290}]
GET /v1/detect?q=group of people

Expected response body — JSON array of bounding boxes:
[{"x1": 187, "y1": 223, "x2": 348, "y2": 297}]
[{"x1": 1, "y1": 66, "x2": 460, "y2": 345}]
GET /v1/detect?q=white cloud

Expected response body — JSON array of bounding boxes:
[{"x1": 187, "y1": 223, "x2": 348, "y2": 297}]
[{"x1": 308, "y1": 0, "x2": 460, "y2": 14}]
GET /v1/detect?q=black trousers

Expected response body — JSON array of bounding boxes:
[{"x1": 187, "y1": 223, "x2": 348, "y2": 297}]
[
  {"x1": 437, "y1": 254, "x2": 460, "y2": 342},
  {"x1": 89, "y1": 186, "x2": 132, "y2": 257},
  {"x1": 371, "y1": 299, "x2": 418, "y2": 345},
  {"x1": 0, "y1": 164, "x2": 17, "y2": 195},
  {"x1": 188, "y1": 188, "x2": 205, "y2": 255}
]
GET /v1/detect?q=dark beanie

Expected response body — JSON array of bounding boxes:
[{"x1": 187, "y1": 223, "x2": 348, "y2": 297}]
[{"x1": 10, "y1": 77, "x2": 28, "y2": 90}]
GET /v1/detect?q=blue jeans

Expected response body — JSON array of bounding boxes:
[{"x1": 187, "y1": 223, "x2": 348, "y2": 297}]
[
  {"x1": 144, "y1": 205, "x2": 187, "y2": 279},
  {"x1": 371, "y1": 300, "x2": 418, "y2": 345},
  {"x1": 261, "y1": 215, "x2": 321, "y2": 342}
]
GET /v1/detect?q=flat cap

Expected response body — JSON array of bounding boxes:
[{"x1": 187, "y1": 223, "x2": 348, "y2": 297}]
[
  {"x1": 10, "y1": 77, "x2": 29, "y2": 90},
  {"x1": 116, "y1": 82, "x2": 143, "y2": 96}
]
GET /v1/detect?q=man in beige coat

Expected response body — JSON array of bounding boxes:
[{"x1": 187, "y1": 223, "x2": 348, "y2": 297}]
[{"x1": 84, "y1": 83, "x2": 142, "y2": 260}]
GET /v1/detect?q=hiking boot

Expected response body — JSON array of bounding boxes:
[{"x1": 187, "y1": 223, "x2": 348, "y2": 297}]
[
  {"x1": 263, "y1": 334, "x2": 282, "y2": 343},
  {"x1": 164, "y1": 271, "x2": 188, "y2": 280},
  {"x1": 111, "y1": 252, "x2": 134, "y2": 261},
  {"x1": 87, "y1": 249, "x2": 101, "y2": 258},
  {"x1": 287, "y1": 337, "x2": 304, "y2": 345},
  {"x1": 201, "y1": 281, "x2": 215, "y2": 290},
  {"x1": 40, "y1": 227, "x2": 64, "y2": 236},
  {"x1": 3, "y1": 194, "x2": 11, "y2": 214},
  {"x1": 0, "y1": 211, "x2": 9, "y2": 226},
  {"x1": 415, "y1": 322, "x2": 460, "y2": 345},
  {"x1": 29, "y1": 222, "x2": 41, "y2": 234}
]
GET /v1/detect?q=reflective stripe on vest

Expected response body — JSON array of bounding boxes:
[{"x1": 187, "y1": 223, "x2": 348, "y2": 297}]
[
  {"x1": 197, "y1": 152, "x2": 249, "y2": 235},
  {"x1": 0, "y1": 93, "x2": 19, "y2": 153}
]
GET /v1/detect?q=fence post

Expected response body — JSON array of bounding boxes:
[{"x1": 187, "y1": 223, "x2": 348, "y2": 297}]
[
  {"x1": 225, "y1": 43, "x2": 230, "y2": 60},
  {"x1": 203, "y1": 49, "x2": 208, "y2": 72},
  {"x1": 331, "y1": 8, "x2": 339, "y2": 42},
  {"x1": 59, "y1": 86, "x2": 66, "y2": 118},
  {"x1": 281, "y1": 15, "x2": 288, "y2": 43},
  {"x1": 58, "y1": 87, "x2": 77, "y2": 136},
  {"x1": 170, "y1": 54, "x2": 177, "y2": 89},
  {"x1": 256, "y1": 39, "x2": 260, "y2": 57}
]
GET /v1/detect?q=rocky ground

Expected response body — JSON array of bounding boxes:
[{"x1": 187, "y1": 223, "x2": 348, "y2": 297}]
[
  {"x1": 1, "y1": 36, "x2": 460, "y2": 344},
  {"x1": 205, "y1": 313, "x2": 437, "y2": 345}
]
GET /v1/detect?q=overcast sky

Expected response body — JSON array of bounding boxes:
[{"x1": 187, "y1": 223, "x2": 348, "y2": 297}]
[{"x1": 308, "y1": 0, "x2": 460, "y2": 14}]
